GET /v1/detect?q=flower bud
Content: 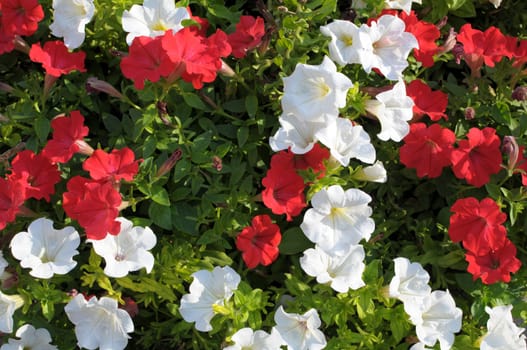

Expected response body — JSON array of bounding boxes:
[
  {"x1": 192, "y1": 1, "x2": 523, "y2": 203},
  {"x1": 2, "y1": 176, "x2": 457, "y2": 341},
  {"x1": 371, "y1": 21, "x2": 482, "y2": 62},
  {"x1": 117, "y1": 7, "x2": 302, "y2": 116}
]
[
  {"x1": 0, "y1": 82, "x2": 14, "y2": 93},
  {"x1": 156, "y1": 149, "x2": 182, "y2": 178},
  {"x1": 452, "y1": 43, "x2": 464, "y2": 64},
  {"x1": 218, "y1": 59, "x2": 236, "y2": 78},
  {"x1": 502, "y1": 136, "x2": 519, "y2": 170},
  {"x1": 464, "y1": 107, "x2": 476, "y2": 120},
  {"x1": 120, "y1": 297, "x2": 139, "y2": 318},
  {"x1": 86, "y1": 77, "x2": 124, "y2": 99},
  {"x1": 212, "y1": 156, "x2": 223, "y2": 171},
  {"x1": 512, "y1": 86, "x2": 527, "y2": 101}
]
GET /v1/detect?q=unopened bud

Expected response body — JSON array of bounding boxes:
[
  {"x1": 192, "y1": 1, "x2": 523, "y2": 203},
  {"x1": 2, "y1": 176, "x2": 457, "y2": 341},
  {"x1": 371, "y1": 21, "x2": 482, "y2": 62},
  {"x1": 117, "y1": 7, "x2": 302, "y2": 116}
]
[
  {"x1": 86, "y1": 77, "x2": 124, "y2": 99},
  {"x1": 156, "y1": 149, "x2": 182, "y2": 177},
  {"x1": 438, "y1": 28, "x2": 457, "y2": 54},
  {"x1": 452, "y1": 43, "x2": 464, "y2": 64},
  {"x1": 212, "y1": 156, "x2": 223, "y2": 171},
  {"x1": 120, "y1": 297, "x2": 139, "y2": 318},
  {"x1": 1, "y1": 268, "x2": 18, "y2": 289},
  {"x1": 512, "y1": 86, "x2": 527, "y2": 101},
  {"x1": 219, "y1": 59, "x2": 236, "y2": 77},
  {"x1": 74, "y1": 139, "x2": 94, "y2": 156},
  {"x1": 13, "y1": 35, "x2": 30, "y2": 54},
  {"x1": 0, "y1": 82, "x2": 14, "y2": 93},
  {"x1": 502, "y1": 136, "x2": 519, "y2": 170},
  {"x1": 464, "y1": 107, "x2": 476, "y2": 120}
]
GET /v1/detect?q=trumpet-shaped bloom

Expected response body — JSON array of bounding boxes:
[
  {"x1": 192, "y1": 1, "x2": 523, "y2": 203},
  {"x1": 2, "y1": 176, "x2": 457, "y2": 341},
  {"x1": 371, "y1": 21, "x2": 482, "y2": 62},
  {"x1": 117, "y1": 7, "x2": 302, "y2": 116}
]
[
  {"x1": 8, "y1": 150, "x2": 61, "y2": 202},
  {"x1": 385, "y1": 0, "x2": 422, "y2": 14},
  {"x1": 320, "y1": 20, "x2": 373, "y2": 66},
  {"x1": 10, "y1": 218, "x2": 80, "y2": 279},
  {"x1": 269, "y1": 113, "x2": 326, "y2": 154},
  {"x1": 65, "y1": 295, "x2": 134, "y2": 350},
  {"x1": 353, "y1": 161, "x2": 387, "y2": 183},
  {"x1": 41, "y1": 110, "x2": 93, "y2": 163},
  {"x1": 480, "y1": 305, "x2": 526, "y2": 350},
  {"x1": 281, "y1": 56, "x2": 353, "y2": 120},
  {"x1": 88, "y1": 217, "x2": 157, "y2": 278},
  {"x1": 29, "y1": 41, "x2": 86, "y2": 78},
  {"x1": 465, "y1": 239, "x2": 521, "y2": 284},
  {"x1": 300, "y1": 244, "x2": 366, "y2": 293},
  {"x1": 315, "y1": 117, "x2": 376, "y2": 166},
  {"x1": 49, "y1": 0, "x2": 95, "y2": 49},
  {"x1": 406, "y1": 79, "x2": 448, "y2": 121},
  {"x1": 0, "y1": 291, "x2": 24, "y2": 333},
  {"x1": 0, "y1": 177, "x2": 27, "y2": 230},
  {"x1": 301, "y1": 185, "x2": 374, "y2": 256},
  {"x1": 1, "y1": 0, "x2": 44, "y2": 36},
  {"x1": 365, "y1": 80, "x2": 414, "y2": 142},
  {"x1": 228, "y1": 15, "x2": 265, "y2": 58},
  {"x1": 362, "y1": 15, "x2": 418, "y2": 80},
  {"x1": 273, "y1": 306, "x2": 326, "y2": 350},
  {"x1": 179, "y1": 266, "x2": 241, "y2": 332},
  {"x1": 224, "y1": 328, "x2": 283, "y2": 350},
  {"x1": 389, "y1": 257, "x2": 431, "y2": 309},
  {"x1": 399, "y1": 123, "x2": 456, "y2": 178},
  {"x1": 450, "y1": 127, "x2": 502, "y2": 187},
  {"x1": 405, "y1": 290, "x2": 462, "y2": 350},
  {"x1": 236, "y1": 214, "x2": 281, "y2": 269},
  {"x1": 122, "y1": 0, "x2": 190, "y2": 45},
  {"x1": 0, "y1": 324, "x2": 58, "y2": 350},
  {"x1": 83, "y1": 147, "x2": 141, "y2": 184}
]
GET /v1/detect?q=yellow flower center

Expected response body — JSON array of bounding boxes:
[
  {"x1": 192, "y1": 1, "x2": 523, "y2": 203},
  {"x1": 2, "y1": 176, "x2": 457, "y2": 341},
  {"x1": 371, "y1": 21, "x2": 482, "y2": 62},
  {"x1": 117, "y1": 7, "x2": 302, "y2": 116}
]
[
  {"x1": 341, "y1": 34, "x2": 353, "y2": 47},
  {"x1": 152, "y1": 20, "x2": 169, "y2": 32}
]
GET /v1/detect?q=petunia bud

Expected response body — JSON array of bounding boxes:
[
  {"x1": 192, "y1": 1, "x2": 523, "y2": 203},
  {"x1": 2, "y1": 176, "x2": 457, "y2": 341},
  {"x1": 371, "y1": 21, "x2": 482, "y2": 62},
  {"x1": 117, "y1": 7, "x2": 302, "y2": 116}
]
[
  {"x1": 502, "y1": 136, "x2": 519, "y2": 171},
  {"x1": 0, "y1": 82, "x2": 14, "y2": 93},
  {"x1": 464, "y1": 107, "x2": 476, "y2": 120},
  {"x1": 452, "y1": 43, "x2": 464, "y2": 64},
  {"x1": 156, "y1": 149, "x2": 182, "y2": 178},
  {"x1": 120, "y1": 297, "x2": 139, "y2": 318},
  {"x1": 86, "y1": 77, "x2": 124, "y2": 99},
  {"x1": 218, "y1": 60, "x2": 236, "y2": 77},
  {"x1": 212, "y1": 156, "x2": 223, "y2": 171},
  {"x1": 438, "y1": 28, "x2": 457, "y2": 54},
  {"x1": 512, "y1": 86, "x2": 527, "y2": 101}
]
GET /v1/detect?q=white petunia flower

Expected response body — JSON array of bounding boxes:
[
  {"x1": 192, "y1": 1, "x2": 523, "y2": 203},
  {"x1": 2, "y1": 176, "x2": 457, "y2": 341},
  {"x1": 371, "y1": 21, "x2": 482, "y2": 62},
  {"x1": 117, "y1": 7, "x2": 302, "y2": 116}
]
[
  {"x1": 88, "y1": 217, "x2": 157, "y2": 278},
  {"x1": 0, "y1": 324, "x2": 58, "y2": 350},
  {"x1": 320, "y1": 20, "x2": 373, "y2": 66},
  {"x1": 122, "y1": 0, "x2": 191, "y2": 45},
  {"x1": 480, "y1": 305, "x2": 526, "y2": 350},
  {"x1": 49, "y1": 0, "x2": 95, "y2": 49},
  {"x1": 389, "y1": 257, "x2": 431, "y2": 309},
  {"x1": 410, "y1": 343, "x2": 434, "y2": 350},
  {"x1": 361, "y1": 15, "x2": 418, "y2": 80},
  {"x1": 281, "y1": 56, "x2": 353, "y2": 121},
  {"x1": 224, "y1": 327, "x2": 283, "y2": 350},
  {"x1": 353, "y1": 161, "x2": 388, "y2": 183},
  {"x1": 273, "y1": 306, "x2": 327, "y2": 350},
  {"x1": 65, "y1": 295, "x2": 134, "y2": 350},
  {"x1": 385, "y1": 0, "x2": 422, "y2": 14},
  {"x1": 269, "y1": 112, "x2": 327, "y2": 154},
  {"x1": 405, "y1": 290, "x2": 462, "y2": 350},
  {"x1": 300, "y1": 244, "x2": 365, "y2": 293},
  {"x1": 0, "y1": 292, "x2": 24, "y2": 334},
  {"x1": 365, "y1": 80, "x2": 414, "y2": 142},
  {"x1": 300, "y1": 185, "x2": 375, "y2": 256},
  {"x1": 315, "y1": 116, "x2": 376, "y2": 166},
  {"x1": 10, "y1": 217, "x2": 80, "y2": 279},
  {"x1": 179, "y1": 266, "x2": 241, "y2": 332},
  {"x1": 488, "y1": 0, "x2": 502, "y2": 8},
  {"x1": 0, "y1": 252, "x2": 8, "y2": 276}
]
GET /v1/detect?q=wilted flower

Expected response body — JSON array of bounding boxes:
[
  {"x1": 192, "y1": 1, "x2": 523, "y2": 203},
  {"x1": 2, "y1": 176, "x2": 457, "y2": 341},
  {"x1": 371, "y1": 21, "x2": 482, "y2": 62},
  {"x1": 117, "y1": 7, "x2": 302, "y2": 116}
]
[
  {"x1": 272, "y1": 306, "x2": 327, "y2": 350},
  {"x1": 10, "y1": 218, "x2": 80, "y2": 279},
  {"x1": 88, "y1": 217, "x2": 157, "y2": 278},
  {"x1": 0, "y1": 324, "x2": 58, "y2": 350},
  {"x1": 65, "y1": 295, "x2": 134, "y2": 350},
  {"x1": 179, "y1": 266, "x2": 241, "y2": 332}
]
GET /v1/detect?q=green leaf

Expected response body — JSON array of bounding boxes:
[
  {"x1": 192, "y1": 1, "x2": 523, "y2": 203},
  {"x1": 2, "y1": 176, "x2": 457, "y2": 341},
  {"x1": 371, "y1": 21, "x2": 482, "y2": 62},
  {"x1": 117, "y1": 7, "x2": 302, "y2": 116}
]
[
  {"x1": 279, "y1": 227, "x2": 313, "y2": 255},
  {"x1": 182, "y1": 92, "x2": 207, "y2": 110},
  {"x1": 151, "y1": 185, "x2": 171, "y2": 206},
  {"x1": 149, "y1": 202, "x2": 172, "y2": 230},
  {"x1": 34, "y1": 117, "x2": 50, "y2": 143},
  {"x1": 245, "y1": 95, "x2": 258, "y2": 118},
  {"x1": 237, "y1": 127, "x2": 249, "y2": 147}
]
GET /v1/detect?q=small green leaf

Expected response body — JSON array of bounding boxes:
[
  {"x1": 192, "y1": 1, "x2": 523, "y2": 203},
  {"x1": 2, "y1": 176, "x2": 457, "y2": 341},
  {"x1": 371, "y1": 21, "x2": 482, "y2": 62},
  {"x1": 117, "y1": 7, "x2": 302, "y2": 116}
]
[
  {"x1": 245, "y1": 95, "x2": 258, "y2": 118},
  {"x1": 237, "y1": 127, "x2": 249, "y2": 147},
  {"x1": 279, "y1": 227, "x2": 313, "y2": 255},
  {"x1": 34, "y1": 117, "x2": 50, "y2": 143},
  {"x1": 182, "y1": 93, "x2": 207, "y2": 110},
  {"x1": 149, "y1": 202, "x2": 172, "y2": 230},
  {"x1": 151, "y1": 185, "x2": 171, "y2": 206}
]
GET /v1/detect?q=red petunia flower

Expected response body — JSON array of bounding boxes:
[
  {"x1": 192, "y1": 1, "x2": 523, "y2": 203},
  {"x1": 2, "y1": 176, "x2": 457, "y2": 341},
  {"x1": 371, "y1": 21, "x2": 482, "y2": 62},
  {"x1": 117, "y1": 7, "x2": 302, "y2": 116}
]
[
  {"x1": 83, "y1": 147, "x2": 140, "y2": 184},
  {"x1": 406, "y1": 80, "x2": 448, "y2": 121},
  {"x1": 399, "y1": 123, "x2": 456, "y2": 178},
  {"x1": 270, "y1": 144, "x2": 330, "y2": 179},
  {"x1": 162, "y1": 27, "x2": 231, "y2": 89},
  {"x1": 0, "y1": 176, "x2": 26, "y2": 230},
  {"x1": 457, "y1": 24, "x2": 515, "y2": 77},
  {"x1": 0, "y1": 19, "x2": 15, "y2": 55},
  {"x1": 29, "y1": 41, "x2": 86, "y2": 77},
  {"x1": 450, "y1": 127, "x2": 503, "y2": 187},
  {"x1": 120, "y1": 35, "x2": 175, "y2": 90},
  {"x1": 399, "y1": 11, "x2": 440, "y2": 68},
  {"x1": 262, "y1": 159, "x2": 306, "y2": 221},
  {"x1": 1, "y1": 0, "x2": 44, "y2": 36},
  {"x1": 8, "y1": 150, "x2": 61, "y2": 202},
  {"x1": 236, "y1": 214, "x2": 282, "y2": 269},
  {"x1": 512, "y1": 39, "x2": 527, "y2": 68},
  {"x1": 41, "y1": 110, "x2": 93, "y2": 163},
  {"x1": 62, "y1": 176, "x2": 122, "y2": 240},
  {"x1": 228, "y1": 15, "x2": 265, "y2": 58},
  {"x1": 465, "y1": 238, "x2": 522, "y2": 284},
  {"x1": 449, "y1": 197, "x2": 507, "y2": 255}
]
